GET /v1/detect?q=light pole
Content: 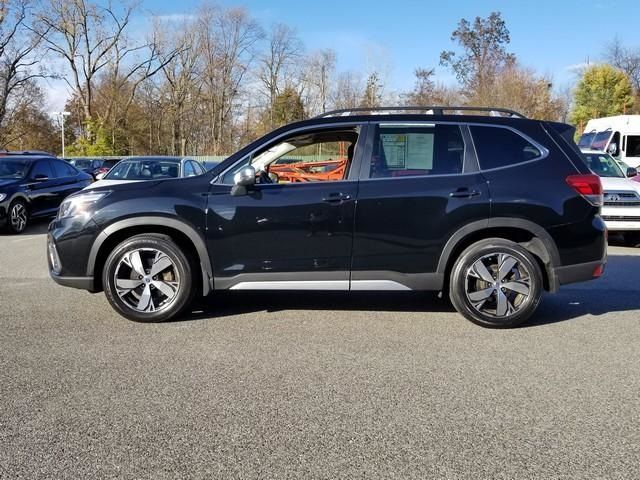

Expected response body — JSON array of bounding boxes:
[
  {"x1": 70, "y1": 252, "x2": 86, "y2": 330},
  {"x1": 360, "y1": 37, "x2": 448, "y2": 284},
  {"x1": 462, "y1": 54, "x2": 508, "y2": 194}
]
[{"x1": 52, "y1": 111, "x2": 71, "y2": 157}]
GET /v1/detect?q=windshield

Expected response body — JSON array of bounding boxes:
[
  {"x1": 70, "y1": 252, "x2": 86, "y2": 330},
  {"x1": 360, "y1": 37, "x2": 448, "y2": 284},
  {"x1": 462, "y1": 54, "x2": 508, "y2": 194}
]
[
  {"x1": 591, "y1": 131, "x2": 613, "y2": 150},
  {"x1": 578, "y1": 131, "x2": 596, "y2": 148},
  {"x1": 582, "y1": 152, "x2": 625, "y2": 178},
  {"x1": 105, "y1": 160, "x2": 181, "y2": 180},
  {"x1": 70, "y1": 159, "x2": 93, "y2": 169},
  {"x1": 0, "y1": 159, "x2": 29, "y2": 180}
]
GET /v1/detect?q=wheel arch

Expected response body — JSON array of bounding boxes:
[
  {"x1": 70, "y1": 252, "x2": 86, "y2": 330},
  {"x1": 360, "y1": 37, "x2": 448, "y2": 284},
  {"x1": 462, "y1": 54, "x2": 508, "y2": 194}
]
[
  {"x1": 8, "y1": 193, "x2": 30, "y2": 207},
  {"x1": 437, "y1": 218, "x2": 561, "y2": 292},
  {"x1": 87, "y1": 217, "x2": 213, "y2": 296}
]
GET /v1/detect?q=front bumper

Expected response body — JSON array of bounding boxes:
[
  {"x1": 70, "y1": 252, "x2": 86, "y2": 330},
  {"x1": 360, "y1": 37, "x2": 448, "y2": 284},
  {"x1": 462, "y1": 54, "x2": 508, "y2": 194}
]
[
  {"x1": 47, "y1": 215, "x2": 100, "y2": 292},
  {"x1": 0, "y1": 203, "x2": 8, "y2": 228},
  {"x1": 601, "y1": 205, "x2": 640, "y2": 231},
  {"x1": 49, "y1": 272, "x2": 95, "y2": 290},
  {"x1": 602, "y1": 218, "x2": 640, "y2": 231}
]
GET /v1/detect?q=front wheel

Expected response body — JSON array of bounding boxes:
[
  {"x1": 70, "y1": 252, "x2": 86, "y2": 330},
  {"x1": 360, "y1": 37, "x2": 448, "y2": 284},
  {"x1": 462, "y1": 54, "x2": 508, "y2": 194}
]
[
  {"x1": 102, "y1": 234, "x2": 196, "y2": 322},
  {"x1": 449, "y1": 239, "x2": 543, "y2": 328},
  {"x1": 6, "y1": 199, "x2": 28, "y2": 234}
]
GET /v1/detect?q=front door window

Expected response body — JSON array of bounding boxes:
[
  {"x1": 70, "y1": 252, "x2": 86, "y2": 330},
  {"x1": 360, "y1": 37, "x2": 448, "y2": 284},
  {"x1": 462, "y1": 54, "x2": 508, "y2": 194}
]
[{"x1": 221, "y1": 128, "x2": 359, "y2": 185}]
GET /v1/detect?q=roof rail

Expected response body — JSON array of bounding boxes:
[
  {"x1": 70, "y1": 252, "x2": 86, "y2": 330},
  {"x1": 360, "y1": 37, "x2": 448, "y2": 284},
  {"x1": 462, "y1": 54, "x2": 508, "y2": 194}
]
[
  {"x1": 0, "y1": 150, "x2": 55, "y2": 156},
  {"x1": 314, "y1": 106, "x2": 526, "y2": 119}
]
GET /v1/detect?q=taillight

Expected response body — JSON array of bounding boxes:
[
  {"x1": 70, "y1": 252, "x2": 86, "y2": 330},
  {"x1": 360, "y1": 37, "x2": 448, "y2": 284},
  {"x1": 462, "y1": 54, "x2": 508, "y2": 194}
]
[
  {"x1": 566, "y1": 174, "x2": 603, "y2": 206},
  {"x1": 592, "y1": 264, "x2": 605, "y2": 278}
]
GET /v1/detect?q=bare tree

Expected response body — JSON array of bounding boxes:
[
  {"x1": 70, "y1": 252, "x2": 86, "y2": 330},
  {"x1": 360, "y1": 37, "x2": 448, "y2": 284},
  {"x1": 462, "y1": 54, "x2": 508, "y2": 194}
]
[
  {"x1": 403, "y1": 68, "x2": 461, "y2": 107},
  {"x1": 0, "y1": 0, "x2": 46, "y2": 145},
  {"x1": 155, "y1": 18, "x2": 203, "y2": 155},
  {"x1": 257, "y1": 23, "x2": 303, "y2": 127},
  {"x1": 302, "y1": 48, "x2": 336, "y2": 115},
  {"x1": 33, "y1": 0, "x2": 174, "y2": 142},
  {"x1": 403, "y1": 68, "x2": 436, "y2": 105},
  {"x1": 440, "y1": 11, "x2": 515, "y2": 103},
  {"x1": 360, "y1": 71, "x2": 383, "y2": 108},
  {"x1": 199, "y1": 5, "x2": 263, "y2": 153},
  {"x1": 606, "y1": 37, "x2": 640, "y2": 91},
  {"x1": 331, "y1": 71, "x2": 362, "y2": 110}
]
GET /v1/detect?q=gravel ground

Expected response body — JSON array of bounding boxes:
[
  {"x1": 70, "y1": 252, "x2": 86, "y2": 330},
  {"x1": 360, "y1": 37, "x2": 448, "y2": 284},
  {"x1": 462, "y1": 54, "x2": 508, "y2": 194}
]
[{"x1": 1, "y1": 222, "x2": 639, "y2": 479}]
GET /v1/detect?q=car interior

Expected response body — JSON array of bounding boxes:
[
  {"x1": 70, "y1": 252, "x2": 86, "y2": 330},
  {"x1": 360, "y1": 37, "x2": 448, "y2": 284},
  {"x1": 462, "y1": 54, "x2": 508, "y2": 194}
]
[
  {"x1": 251, "y1": 129, "x2": 359, "y2": 184},
  {"x1": 370, "y1": 124, "x2": 465, "y2": 178},
  {"x1": 108, "y1": 161, "x2": 182, "y2": 180}
]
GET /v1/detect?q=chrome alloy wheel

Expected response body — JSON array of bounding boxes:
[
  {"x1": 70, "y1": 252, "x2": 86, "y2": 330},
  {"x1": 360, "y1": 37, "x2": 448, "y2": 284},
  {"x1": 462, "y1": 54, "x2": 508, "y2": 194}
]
[
  {"x1": 464, "y1": 253, "x2": 532, "y2": 318},
  {"x1": 10, "y1": 203, "x2": 27, "y2": 232},
  {"x1": 113, "y1": 248, "x2": 180, "y2": 313}
]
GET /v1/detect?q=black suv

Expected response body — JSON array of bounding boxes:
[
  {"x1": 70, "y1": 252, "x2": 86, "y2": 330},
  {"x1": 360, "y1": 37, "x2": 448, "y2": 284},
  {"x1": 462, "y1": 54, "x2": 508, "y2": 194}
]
[
  {"x1": 1, "y1": 155, "x2": 92, "y2": 233},
  {"x1": 48, "y1": 107, "x2": 607, "y2": 327}
]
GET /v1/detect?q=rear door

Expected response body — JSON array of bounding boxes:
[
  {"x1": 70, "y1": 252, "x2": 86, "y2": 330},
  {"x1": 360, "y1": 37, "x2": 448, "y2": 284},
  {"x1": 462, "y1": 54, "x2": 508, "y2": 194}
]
[
  {"x1": 26, "y1": 159, "x2": 58, "y2": 216},
  {"x1": 51, "y1": 160, "x2": 88, "y2": 200},
  {"x1": 351, "y1": 122, "x2": 490, "y2": 290}
]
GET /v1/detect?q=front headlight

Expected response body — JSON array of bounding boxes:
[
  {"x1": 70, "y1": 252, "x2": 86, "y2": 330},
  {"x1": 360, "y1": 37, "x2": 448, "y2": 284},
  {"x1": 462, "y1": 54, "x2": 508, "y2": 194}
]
[
  {"x1": 0, "y1": 193, "x2": 6, "y2": 202},
  {"x1": 58, "y1": 191, "x2": 110, "y2": 219}
]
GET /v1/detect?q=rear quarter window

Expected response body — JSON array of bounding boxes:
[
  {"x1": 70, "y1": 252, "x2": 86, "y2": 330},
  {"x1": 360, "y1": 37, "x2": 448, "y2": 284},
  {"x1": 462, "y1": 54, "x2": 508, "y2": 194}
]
[{"x1": 470, "y1": 126, "x2": 544, "y2": 170}]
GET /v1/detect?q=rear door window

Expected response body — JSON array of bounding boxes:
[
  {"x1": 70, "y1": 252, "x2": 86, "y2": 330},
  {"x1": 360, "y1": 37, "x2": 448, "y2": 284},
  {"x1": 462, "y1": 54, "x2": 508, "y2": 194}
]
[
  {"x1": 470, "y1": 126, "x2": 543, "y2": 170},
  {"x1": 368, "y1": 123, "x2": 465, "y2": 178},
  {"x1": 52, "y1": 160, "x2": 77, "y2": 178},
  {"x1": 31, "y1": 160, "x2": 54, "y2": 179}
]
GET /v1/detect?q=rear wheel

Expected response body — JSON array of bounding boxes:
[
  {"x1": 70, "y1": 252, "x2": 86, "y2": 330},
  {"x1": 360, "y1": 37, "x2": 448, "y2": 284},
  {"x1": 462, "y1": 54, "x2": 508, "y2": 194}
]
[
  {"x1": 449, "y1": 239, "x2": 543, "y2": 328},
  {"x1": 6, "y1": 199, "x2": 28, "y2": 234},
  {"x1": 102, "y1": 234, "x2": 196, "y2": 322}
]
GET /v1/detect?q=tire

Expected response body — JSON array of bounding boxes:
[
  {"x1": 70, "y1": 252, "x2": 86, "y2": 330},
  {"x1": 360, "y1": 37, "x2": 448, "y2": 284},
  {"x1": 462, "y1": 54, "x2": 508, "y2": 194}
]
[
  {"x1": 102, "y1": 234, "x2": 196, "y2": 322},
  {"x1": 449, "y1": 238, "x2": 543, "y2": 328},
  {"x1": 6, "y1": 199, "x2": 29, "y2": 234},
  {"x1": 624, "y1": 232, "x2": 640, "y2": 247}
]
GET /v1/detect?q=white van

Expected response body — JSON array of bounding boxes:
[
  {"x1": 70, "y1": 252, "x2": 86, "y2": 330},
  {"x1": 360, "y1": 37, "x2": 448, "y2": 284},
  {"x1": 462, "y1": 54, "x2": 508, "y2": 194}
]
[{"x1": 578, "y1": 115, "x2": 640, "y2": 168}]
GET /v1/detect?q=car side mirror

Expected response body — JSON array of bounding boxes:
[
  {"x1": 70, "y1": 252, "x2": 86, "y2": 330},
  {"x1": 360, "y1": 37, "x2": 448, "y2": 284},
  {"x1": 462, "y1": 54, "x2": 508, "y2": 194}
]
[
  {"x1": 607, "y1": 143, "x2": 618, "y2": 156},
  {"x1": 33, "y1": 174, "x2": 49, "y2": 182},
  {"x1": 627, "y1": 167, "x2": 638, "y2": 178},
  {"x1": 231, "y1": 165, "x2": 256, "y2": 196}
]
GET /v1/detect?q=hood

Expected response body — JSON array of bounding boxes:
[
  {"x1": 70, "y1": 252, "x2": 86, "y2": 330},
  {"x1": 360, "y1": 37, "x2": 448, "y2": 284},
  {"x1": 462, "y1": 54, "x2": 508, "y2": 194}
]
[
  {"x1": 600, "y1": 176, "x2": 640, "y2": 193},
  {"x1": 84, "y1": 179, "x2": 144, "y2": 190}
]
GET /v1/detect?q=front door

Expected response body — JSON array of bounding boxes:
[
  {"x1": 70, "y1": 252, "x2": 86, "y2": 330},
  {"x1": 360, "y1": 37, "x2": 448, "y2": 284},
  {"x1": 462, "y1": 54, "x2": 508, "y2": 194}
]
[
  {"x1": 206, "y1": 124, "x2": 366, "y2": 290},
  {"x1": 351, "y1": 122, "x2": 490, "y2": 290}
]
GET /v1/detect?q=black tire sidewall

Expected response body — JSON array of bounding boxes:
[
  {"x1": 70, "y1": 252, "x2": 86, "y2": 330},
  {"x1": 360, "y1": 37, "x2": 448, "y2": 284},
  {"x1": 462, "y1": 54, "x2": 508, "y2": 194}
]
[
  {"x1": 6, "y1": 199, "x2": 28, "y2": 234},
  {"x1": 102, "y1": 235, "x2": 194, "y2": 322},
  {"x1": 450, "y1": 239, "x2": 543, "y2": 328}
]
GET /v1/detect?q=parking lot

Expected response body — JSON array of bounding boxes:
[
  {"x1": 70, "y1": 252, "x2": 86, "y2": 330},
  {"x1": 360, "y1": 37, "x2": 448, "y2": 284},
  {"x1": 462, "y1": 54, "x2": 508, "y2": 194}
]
[{"x1": 1, "y1": 222, "x2": 639, "y2": 479}]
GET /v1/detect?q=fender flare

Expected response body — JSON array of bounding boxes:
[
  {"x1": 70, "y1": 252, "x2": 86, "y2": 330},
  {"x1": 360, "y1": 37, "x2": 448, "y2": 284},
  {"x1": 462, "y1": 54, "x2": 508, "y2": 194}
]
[
  {"x1": 7, "y1": 192, "x2": 30, "y2": 207},
  {"x1": 436, "y1": 217, "x2": 561, "y2": 291},
  {"x1": 87, "y1": 216, "x2": 213, "y2": 295}
]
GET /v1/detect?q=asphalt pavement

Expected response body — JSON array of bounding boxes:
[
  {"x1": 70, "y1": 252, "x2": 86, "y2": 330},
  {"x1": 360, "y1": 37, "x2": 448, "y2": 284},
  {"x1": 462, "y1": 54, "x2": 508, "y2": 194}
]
[{"x1": 1, "y1": 221, "x2": 639, "y2": 479}]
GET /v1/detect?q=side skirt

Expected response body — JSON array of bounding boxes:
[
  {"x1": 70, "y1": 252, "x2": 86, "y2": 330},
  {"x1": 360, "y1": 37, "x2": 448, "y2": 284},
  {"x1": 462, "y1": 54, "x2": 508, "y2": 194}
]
[{"x1": 217, "y1": 272, "x2": 444, "y2": 291}]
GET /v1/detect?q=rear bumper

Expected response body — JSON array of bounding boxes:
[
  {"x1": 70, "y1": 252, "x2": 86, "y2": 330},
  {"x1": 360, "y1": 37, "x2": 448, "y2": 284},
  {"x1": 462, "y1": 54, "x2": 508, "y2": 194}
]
[{"x1": 553, "y1": 260, "x2": 606, "y2": 287}]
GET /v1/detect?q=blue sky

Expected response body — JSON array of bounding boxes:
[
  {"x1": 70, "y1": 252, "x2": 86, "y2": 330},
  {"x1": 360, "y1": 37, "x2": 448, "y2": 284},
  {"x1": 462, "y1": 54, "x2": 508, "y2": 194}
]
[
  {"x1": 42, "y1": 0, "x2": 640, "y2": 110},
  {"x1": 144, "y1": 0, "x2": 640, "y2": 93}
]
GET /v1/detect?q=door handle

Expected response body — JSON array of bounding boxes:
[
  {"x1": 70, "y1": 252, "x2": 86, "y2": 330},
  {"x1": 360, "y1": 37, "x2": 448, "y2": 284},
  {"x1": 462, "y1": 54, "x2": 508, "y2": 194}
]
[
  {"x1": 323, "y1": 193, "x2": 352, "y2": 204},
  {"x1": 449, "y1": 188, "x2": 481, "y2": 198}
]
